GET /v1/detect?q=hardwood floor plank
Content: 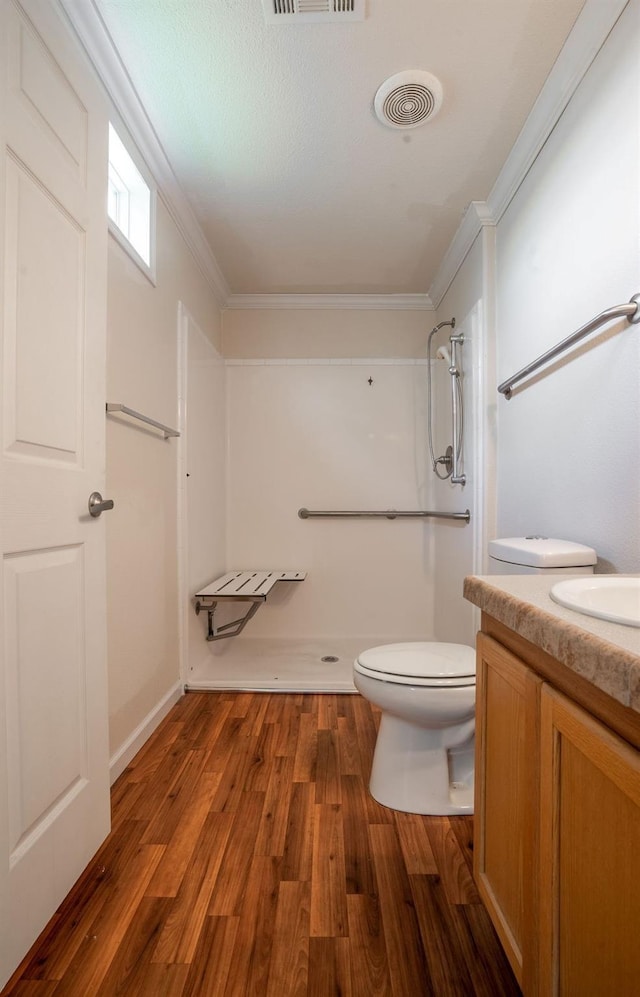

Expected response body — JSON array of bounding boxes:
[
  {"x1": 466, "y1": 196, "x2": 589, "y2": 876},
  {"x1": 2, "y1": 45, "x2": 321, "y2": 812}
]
[
  {"x1": 275, "y1": 700, "x2": 301, "y2": 758},
  {"x1": 204, "y1": 715, "x2": 247, "y2": 774},
  {"x1": 394, "y1": 813, "x2": 439, "y2": 875},
  {"x1": 125, "y1": 721, "x2": 183, "y2": 784},
  {"x1": 210, "y1": 735, "x2": 257, "y2": 813},
  {"x1": 181, "y1": 917, "x2": 239, "y2": 997},
  {"x1": 254, "y1": 754, "x2": 295, "y2": 856},
  {"x1": 341, "y1": 774, "x2": 377, "y2": 896},
  {"x1": 315, "y1": 728, "x2": 342, "y2": 804},
  {"x1": 208, "y1": 791, "x2": 265, "y2": 916},
  {"x1": 265, "y1": 881, "x2": 310, "y2": 997},
  {"x1": 141, "y1": 749, "x2": 209, "y2": 845},
  {"x1": 337, "y1": 715, "x2": 361, "y2": 777},
  {"x1": 447, "y1": 814, "x2": 476, "y2": 881},
  {"x1": 369, "y1": 823, "x2": 434, "y2": 997},
  {"x1": 308, "y1": 938, "x2": 352, "y2": 997},
  {"x1": 94, "y1": 896, "x2": 174, "y2": 994},
  {"x1": 228, "y1": 692, "x2": 253, "y2": 718},
  {"x1": 425, "y1": 818, "x2": 481, "y2": 905},
  {"x1": 224, "y1": 856, "x2": 281, "y2": 997},
  {"x1": 50, "y1": 843, "x2": 164, "y2": 996},
  {"x1": 198, "y1": 698, "x2": 234, "y2": 751},
  {"x1": 310, "y1": 804, "x2": 348, "y2": 938},
  {"x1": 456, "y1": 904, "x2": 520, "y2": 997},
  {"x1": 292, "y1": 711, "x2": 317, "y2": 783},
  {"x1": 127, "y1": 746, "x2": 193, "y2": 823},
  {"x1": 145, "y1": 771, "x2": 222, "y2": 898},
  {"x1": 239, "y1": 692, "x2": 271, "y2": 738},
  {"x1": 408, "y1": 874, "x2": 477, "y2": 996},
  {"x1": 242, "y1": 721, "x2": 278, "y2": 793},
  {"x1": 317, "y1": 694, "x2": 339, "y2": 731},
  {"x1": 1, "y1": 984, "x2": 59, "y2": 996},
  {"x1": 347, "y1": 894, "x2": 392, "y2": 997},
  {"x1": 151, "y1": 811, "x2": 234, "y2": 964},
  {"x1": 280, "y1": 781, "x2": 314, "y2": 882}
]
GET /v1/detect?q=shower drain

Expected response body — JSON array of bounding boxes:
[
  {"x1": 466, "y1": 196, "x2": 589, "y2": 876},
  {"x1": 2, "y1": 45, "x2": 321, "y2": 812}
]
[{"x1": 321, "y1": 655, "x2": 339, "y2": 663}]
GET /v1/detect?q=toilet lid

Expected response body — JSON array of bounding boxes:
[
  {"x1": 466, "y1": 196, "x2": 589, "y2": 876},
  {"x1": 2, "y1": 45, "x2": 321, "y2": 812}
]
[{"x1": 355, "y1": 642, "x2": 475, "y2": 683}]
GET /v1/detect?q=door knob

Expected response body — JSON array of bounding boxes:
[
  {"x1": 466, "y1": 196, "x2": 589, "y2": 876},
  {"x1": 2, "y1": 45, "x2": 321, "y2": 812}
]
[{"x1": 88, "y1": 491, "x2": 115, "y2": 518}]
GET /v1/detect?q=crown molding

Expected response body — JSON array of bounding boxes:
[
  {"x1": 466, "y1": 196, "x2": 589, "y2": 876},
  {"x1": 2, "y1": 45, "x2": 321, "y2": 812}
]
[
  {"x1": 224, "y1": 293, "x2": 435, "y2": 311},
  {"x1": 428, "y1": 202, "x2": 495, "y2": 309},
  {"x1": 429, "y1": 0, "x2": 630, "y2": 309},
  {"x1": 57, "y1": 0, "x2": 231, "y2": 306}
]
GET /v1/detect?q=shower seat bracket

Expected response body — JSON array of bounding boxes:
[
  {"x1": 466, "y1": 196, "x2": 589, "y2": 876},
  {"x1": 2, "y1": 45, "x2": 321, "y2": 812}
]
[{"x1": 194, "y1": 570, "x2": 306, "y2": 642}]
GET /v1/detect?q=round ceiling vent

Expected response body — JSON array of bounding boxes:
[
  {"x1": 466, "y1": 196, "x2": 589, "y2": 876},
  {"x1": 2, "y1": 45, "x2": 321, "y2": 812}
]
[{"x1": 374, "y1": 70, "x2": 443, "y2": 130}]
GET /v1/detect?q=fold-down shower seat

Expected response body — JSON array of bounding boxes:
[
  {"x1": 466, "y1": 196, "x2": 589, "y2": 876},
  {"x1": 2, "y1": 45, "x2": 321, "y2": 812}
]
[{"x1": 194, "y1": 570, "x2": 306, "y2": 641}]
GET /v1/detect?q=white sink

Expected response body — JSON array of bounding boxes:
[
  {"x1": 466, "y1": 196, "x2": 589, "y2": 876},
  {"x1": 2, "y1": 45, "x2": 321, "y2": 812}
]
[{"x1": 550, "y1": 576, "x2": 640, "y2": 628}]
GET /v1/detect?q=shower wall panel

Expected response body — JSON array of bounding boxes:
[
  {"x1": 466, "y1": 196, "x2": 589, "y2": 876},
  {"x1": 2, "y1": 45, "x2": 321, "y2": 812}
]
[{"x1": 225, "y1": 360, "x2": 438, "y2": 641}]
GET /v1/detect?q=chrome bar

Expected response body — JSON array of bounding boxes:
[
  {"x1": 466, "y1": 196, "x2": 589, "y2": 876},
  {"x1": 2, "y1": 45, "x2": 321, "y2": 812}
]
[
  {"x1": 498, "y1": 294, "x2": 640, "y2": 398},
  {"x1": 106, "y1": 403, "x2": 180, "y2": 438},
  {"x1": 298, "y1": 508, "x2": 470, "y2": 523},
  {"x1": 450, "y1": 334, "x2": 466, "y2": 485}
]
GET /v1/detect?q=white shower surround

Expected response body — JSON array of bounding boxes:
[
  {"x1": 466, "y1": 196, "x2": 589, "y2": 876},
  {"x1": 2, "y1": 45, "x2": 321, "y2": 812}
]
[{"x1": 184, "y1": 352, "x2": 479, "y2": 691}]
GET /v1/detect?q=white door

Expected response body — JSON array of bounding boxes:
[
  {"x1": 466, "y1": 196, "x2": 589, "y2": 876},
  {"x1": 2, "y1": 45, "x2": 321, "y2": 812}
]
[{"x1": 0, "y1": 0, "x2": 110, "y2": 985}]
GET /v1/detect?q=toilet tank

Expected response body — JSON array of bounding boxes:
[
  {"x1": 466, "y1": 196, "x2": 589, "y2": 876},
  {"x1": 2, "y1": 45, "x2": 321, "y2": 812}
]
[{"x1": 489, "y1": 537, "x2": 597, "y2": 575}]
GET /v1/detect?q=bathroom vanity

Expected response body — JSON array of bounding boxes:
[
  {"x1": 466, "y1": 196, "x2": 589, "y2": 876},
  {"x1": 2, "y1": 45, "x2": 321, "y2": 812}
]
[{"x1": 464, "y1": 575, "x2": 640, "y2": 996}]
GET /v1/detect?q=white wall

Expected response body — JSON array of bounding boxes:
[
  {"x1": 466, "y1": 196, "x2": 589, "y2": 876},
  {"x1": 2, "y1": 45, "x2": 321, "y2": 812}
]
[
  {"x1": 106, "y1": 196, "x2": 222, "y2": 761},
  {"x1": 181, "y1": 308, "x2": 227, "y2": 680},
  {"x1": 495, "y1": 0, "x2": 639, "y2": 572}
]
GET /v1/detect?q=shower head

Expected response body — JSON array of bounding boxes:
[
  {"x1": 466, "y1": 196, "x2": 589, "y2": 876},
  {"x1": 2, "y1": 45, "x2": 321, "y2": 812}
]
[{"x1": 436, "y1": 345, "x2": 452, "y2": 364}]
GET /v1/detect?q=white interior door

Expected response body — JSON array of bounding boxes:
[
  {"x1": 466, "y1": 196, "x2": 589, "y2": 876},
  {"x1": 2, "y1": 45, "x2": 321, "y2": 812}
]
[{"x1": 0, "y1": 0, "x2": 110, "y2": 985}]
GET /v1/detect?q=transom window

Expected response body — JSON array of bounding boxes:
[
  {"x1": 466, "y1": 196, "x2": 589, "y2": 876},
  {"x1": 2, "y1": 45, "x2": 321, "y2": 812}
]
[{"x1": 108, "y1": 123, "x2": 154, "y2": 275}]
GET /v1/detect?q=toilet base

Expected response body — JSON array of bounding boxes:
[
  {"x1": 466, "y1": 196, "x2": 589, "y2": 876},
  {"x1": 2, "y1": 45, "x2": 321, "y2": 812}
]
[{"x1": 369, "y1": 713, "x2": 474, "y2": 816}]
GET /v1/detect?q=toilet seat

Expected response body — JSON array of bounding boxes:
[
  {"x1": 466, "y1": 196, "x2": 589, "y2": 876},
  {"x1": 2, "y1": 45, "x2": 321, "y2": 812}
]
[{"x1": 354, "y1": 641, "x2": 476, "y2": 688}]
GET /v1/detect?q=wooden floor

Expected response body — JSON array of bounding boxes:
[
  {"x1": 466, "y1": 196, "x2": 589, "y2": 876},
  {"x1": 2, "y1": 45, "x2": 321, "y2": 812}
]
[{"x1": 3, "y1": 692, "x2": 520, "y2": 996}]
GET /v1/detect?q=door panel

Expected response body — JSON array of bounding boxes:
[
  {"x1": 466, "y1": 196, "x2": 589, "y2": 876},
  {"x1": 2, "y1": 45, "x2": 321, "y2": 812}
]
[
  {"x1": 4, "y1": 155, "x2": 83, "y2": 458},
  {"x1": 5, "y1": 545, "x2": 86, "y2": 854},
  {"x1": 0, "y1": 0, "x2": 109, "y2": 985}
]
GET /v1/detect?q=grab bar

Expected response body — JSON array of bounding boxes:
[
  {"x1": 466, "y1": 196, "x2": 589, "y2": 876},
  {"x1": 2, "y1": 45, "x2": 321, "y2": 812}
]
[
  {"x1": 498, "y1": 293, "x2": 640, "y2": 399},
  {"x1": 106, "y1": 403, "x2": 180, "y2": 439},
  {"x1": 298, "y1": 508, "x2": 470, "y2": 523}
]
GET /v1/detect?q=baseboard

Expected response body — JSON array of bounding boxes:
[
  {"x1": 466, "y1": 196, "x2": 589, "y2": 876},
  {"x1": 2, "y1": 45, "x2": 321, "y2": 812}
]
[{"x1": 109, "y1": 681, "x2": 184, "y2": 785}]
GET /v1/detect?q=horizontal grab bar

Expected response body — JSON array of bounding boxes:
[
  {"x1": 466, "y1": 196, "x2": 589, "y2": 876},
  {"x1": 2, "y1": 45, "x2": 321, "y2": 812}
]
[
  {"x1": 106, "y1": 403, "x2": 180, "y2": 439},
  {"x1": 298, "y1": 508, "x2": 470, "y2": 523},
  {"x1": 498, "y1": 293, "x2": 640, "y2": 399}
]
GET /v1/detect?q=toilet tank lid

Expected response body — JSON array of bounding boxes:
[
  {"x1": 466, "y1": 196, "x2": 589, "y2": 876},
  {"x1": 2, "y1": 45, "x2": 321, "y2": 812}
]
[
  {"x1": 489, "y1": 537, "x2": 597, "y2": 568},
  {"x1": 357, "y1": 642, "x2": 476, "y2": 679}
]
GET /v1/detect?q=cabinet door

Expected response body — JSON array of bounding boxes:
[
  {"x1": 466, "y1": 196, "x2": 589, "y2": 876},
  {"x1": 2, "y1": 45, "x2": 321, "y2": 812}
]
[
  {"x1": 474, "y1": 634, "x2": 542, "y2": 990},
  {"x1": 539, "y1": 686, "x2": 640, "y2": 995}
]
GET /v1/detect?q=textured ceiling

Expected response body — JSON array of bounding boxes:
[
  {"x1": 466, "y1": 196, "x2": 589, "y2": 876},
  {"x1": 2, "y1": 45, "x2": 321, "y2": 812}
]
[{"x1": 95, "y1": 0, "x2": 587, "y2": 296}]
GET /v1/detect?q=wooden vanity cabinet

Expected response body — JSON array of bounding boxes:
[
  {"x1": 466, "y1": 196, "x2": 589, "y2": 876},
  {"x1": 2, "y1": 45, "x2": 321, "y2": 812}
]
[
  {"x1": 475, "y1": 625, "x2": 640, "y2": 995},
  {"x1": 474, "y1": 634, "x2": 542, "y2": 992},
  {"x1": 538, "y1": 685, "x2": 640, "y2": 995}
]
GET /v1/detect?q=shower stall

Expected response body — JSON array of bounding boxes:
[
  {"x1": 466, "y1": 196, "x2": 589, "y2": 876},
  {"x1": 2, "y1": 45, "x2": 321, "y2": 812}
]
[{"x1": 181, "y1": 308, "x2": 484, "y2": 692}]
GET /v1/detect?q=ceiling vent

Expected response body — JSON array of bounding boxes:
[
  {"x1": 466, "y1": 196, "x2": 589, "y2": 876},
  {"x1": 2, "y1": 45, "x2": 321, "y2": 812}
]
[
  {"x1": 262, "y1": 0, "x2": 365, "y2": 24},
  {"x1": 374, "y1": 71, "x2": 443, "y2": 130}
]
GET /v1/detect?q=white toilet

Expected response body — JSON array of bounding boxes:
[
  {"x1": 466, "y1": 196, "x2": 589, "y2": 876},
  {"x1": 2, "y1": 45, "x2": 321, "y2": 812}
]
[{"x1": 354, "y1": 535, "x2": 597, "y2": 816}]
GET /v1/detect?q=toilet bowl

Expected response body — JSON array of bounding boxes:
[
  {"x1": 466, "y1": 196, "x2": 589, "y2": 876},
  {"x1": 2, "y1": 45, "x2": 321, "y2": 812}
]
[
  {"x1": 353, "y1": 642, "x2": 476, "y2": 815},
  {"x1": 354, "y1": 537, "x2": 597, "y2": 816}
]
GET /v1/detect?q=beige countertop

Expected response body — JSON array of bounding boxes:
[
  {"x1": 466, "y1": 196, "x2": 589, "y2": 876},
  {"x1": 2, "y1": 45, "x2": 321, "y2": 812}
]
[{"x1": 463, "y1": 574, "x2": 640, "y2": 714}]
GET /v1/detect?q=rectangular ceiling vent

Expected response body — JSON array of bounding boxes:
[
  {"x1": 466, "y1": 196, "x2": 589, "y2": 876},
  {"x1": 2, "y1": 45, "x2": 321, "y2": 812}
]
[{"x1": 262, "y1": 0, "x2": 365, "y2": 24}]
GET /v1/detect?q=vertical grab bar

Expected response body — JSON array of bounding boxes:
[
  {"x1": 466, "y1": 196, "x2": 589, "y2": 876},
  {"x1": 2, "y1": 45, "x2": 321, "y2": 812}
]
[{"x1": 450, "y1": 334, "x2": 466, "y2": 485}]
